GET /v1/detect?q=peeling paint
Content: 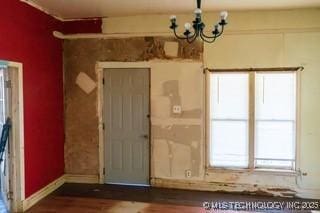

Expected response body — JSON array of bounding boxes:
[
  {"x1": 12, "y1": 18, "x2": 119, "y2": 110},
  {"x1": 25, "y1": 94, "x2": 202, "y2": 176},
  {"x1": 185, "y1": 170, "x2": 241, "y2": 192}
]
[
  {"x1": 151, "y1": 178, "x2": 299, "y2": 198},
  {"x1": 153, "y1": 125, "x2": 201, "y2": 177}
]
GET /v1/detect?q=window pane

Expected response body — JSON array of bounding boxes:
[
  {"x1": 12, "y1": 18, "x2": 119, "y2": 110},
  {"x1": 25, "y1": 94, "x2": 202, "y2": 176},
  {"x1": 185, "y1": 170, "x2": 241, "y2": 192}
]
[
  {"x1": 256, "y1": 121, "x2": 295, "y2": 160},
  {"x1": 255, "y1": 73, "x2": 296, "y2": 169},
  {"x1": 210, "y1": 121, "x2": 248, "y2": 167},
  {"x1": 210, "y1": 73, "x2": 249, "y2": 168},
  {"x1": 211, "y1": 74, "x2": 248, "y2": 119},
  {"x1": 255, "y1": 73, "x2": 296, "y2": 120}
]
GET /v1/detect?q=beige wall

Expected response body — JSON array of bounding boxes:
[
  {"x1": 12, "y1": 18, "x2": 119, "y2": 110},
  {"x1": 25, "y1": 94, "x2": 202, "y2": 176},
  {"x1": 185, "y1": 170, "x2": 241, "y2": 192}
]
[
  {"x1": 101, "y1": 8, "x2": 320, "y2": 198},
  {"x1": 102, "y1": 9, "x2": 320, "y2": 35}
]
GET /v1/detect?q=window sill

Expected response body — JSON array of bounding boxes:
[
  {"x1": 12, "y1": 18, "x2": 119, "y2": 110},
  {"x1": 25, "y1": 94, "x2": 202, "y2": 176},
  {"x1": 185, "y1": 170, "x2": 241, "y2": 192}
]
[{"x1": 206, "y1": 167, "x2": 298, "y2": 177}]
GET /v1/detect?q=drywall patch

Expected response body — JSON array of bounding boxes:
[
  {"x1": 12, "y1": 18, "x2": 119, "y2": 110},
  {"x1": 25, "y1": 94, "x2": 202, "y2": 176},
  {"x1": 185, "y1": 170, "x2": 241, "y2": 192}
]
[
  {"x1": 76, "y1": 72, "x2": 97, "y2": 94},
  {"x1": 162, "y1": 80, "x2": 201, "y2": 119},
  {"x1": 152, "y1": 125, "x2": 201, "y2": 178},
  {"x1": 151, "y1": 97, "x2": 171, "y2": 118}
]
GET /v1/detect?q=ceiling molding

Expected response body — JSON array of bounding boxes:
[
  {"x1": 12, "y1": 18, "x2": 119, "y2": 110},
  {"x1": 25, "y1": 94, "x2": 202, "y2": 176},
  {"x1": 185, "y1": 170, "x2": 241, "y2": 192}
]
[
  {"x1": 20, "y1": 0, "x2": 64, "y2": 21},
  {"x1": 53, "y1": 26, "x2": 320, "y2": 40},
  {"x1": 20, "y1": 0, "x2": 101, "y2": 22}
]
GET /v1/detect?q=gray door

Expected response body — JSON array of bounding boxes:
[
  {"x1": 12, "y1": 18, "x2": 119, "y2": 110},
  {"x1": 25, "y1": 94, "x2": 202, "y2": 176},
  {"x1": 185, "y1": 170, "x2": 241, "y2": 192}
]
[{"x1": 104, "y1": 68, "x2": 150, "y2": 185}]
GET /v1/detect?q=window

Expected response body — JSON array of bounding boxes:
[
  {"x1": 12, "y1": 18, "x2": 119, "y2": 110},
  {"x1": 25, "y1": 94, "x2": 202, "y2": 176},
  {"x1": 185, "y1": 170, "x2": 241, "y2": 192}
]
[{"x1": 209, "y1": 71, "x2": 297, "y2": 170}]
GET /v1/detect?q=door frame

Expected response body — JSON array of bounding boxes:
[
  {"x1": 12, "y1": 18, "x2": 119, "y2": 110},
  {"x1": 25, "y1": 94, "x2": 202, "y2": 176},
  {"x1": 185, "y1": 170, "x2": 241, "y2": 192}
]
[
  {"x1": 0, "y1": 60, "x2": 25, "y2": 212},
  {"x1": 96, "y1": 62, "x2": 151, "y2": 184}
]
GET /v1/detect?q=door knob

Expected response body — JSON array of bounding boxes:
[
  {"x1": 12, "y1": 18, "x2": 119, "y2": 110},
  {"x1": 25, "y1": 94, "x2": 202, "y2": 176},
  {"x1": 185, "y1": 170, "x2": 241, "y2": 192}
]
[{"x1": 142, "y1": 134, "x2": 149, "y2": 139}]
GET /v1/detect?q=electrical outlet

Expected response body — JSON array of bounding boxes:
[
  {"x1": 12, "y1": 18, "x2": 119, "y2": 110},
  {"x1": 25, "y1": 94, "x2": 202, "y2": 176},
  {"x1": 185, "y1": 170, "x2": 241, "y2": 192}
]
[
  {"x1": 173, "y1": 105, "x2": 182, "y2": 114},
  {"x1": 185, "y1": 170, "x2": 192, "y2": 178}
]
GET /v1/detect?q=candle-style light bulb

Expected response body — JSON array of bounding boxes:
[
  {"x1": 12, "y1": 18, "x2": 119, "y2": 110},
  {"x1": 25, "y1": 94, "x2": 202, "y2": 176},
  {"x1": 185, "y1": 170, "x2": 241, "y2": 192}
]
[
  {"x1": 184, "y1": 22, "x2": 192, "y2": 30},
  {"x1": 220, "y1": 11, "x2": 228, "y2": 20},
  {"x1": 170, "y1": 15, "x2": 177, "y2": 22},
  {"x1": 194, "y1": 8, "x2": 202, "y2": 16}
]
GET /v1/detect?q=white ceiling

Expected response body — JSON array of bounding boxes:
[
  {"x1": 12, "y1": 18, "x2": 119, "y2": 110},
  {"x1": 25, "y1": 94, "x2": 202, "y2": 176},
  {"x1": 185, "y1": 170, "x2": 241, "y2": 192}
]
[{"x1": 23, "y1": 0, "x2": 320, "y2": 20}]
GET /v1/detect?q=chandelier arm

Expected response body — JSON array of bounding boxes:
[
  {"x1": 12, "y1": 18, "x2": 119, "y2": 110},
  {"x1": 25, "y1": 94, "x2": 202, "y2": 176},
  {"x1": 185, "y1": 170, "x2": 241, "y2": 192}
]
[
  {"x1": 200, "y1": 23, "x2": 225, "y2": 39},
  {"x1": 186, "y1": 30, "x2": 198, "y2": 43},
  {"x1": 200, "y1": 29, "x2": 217, "y2": 39},
  {"x1": 173, "y1": 26, "x2": 198, "y2": 40},
  {"x1": 173, "y1": 27, "x2": 188, "y2": 40},
  {"x1": 214, "y1": 25, "x2": 225, "y2": 38},
  {"x1": 187, "y1": 34, "x2": 198, "y2": 43},
  {"x1": 200, "y1": 31, "x2": 217, "y2": 43}
]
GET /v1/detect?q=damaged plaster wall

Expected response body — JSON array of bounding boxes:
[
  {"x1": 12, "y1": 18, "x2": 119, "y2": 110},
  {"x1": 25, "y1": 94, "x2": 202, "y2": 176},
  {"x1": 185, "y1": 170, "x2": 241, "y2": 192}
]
[
  {"x1": 100, "y1": 9, "x2": 320, "y2": 199},
  {"x1": 64, "y1": 9, "x2": 320, "y2": 198},
  {"x1": 63, "y1": 37, "x2": 203, "y2": 175},
  {"x1": 150, "y1": 62, "x2": 204, "y2": 180}
]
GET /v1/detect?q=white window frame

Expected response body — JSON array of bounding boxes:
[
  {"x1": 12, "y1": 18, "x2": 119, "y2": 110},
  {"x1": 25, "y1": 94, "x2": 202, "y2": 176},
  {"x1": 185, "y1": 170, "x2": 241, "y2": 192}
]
[{"x1": 206, "y1": 69, "x2": 301, "y2": 174}]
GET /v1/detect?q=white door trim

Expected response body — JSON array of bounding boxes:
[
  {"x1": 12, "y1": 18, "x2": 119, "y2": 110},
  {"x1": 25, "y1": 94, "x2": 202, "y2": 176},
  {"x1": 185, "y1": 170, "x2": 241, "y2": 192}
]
[
  {"x1": 96, "y1": 62, "x2": 151, "y2": 184},
  {"x1": 4, "y1": 61, "x2": 25, "y2": 212}
]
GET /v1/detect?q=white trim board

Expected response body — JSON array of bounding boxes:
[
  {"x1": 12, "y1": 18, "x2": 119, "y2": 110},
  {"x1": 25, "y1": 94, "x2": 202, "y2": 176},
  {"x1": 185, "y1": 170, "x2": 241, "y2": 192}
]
[
  {"x1": 52, "y1": 26, "x2": 320, "y2": 40},
  {"x1": 20, "y1": 0, "x2": 103, "y2": 22},
  {"x1": 22, "y1": 175, "x2": 65, "y2": 211},
  {"x1": 22, "y1": 174, "x2": 101, "y2": 211},
  {"x1": 65, "y1": 174, "x2": 99, "y2": 184},
  {"x1": 19, "y1": 0, "x2": 64, "y2": 21},
  {"x1": 3, "y1": 61, "x2": 25, "y2": 212}
]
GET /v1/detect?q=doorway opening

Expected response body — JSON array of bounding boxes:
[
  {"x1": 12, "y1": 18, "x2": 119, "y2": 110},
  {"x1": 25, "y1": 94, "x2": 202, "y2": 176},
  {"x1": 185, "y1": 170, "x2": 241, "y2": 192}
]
[{"x1": 0, "y1": 61, "x2": 24, "y2": 212}]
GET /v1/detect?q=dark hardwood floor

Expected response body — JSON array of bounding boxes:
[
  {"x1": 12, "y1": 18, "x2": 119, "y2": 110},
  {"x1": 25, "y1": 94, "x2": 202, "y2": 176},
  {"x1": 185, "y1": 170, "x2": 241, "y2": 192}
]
[{"x1": 26, "y1": 183, "x2": 317, "y2": 213}]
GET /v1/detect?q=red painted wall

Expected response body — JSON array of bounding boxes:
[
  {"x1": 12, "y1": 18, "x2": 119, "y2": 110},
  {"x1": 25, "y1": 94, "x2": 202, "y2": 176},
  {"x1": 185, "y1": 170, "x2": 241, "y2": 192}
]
[
  {"x1": 0, "y1": 0, "x2": 102, "y2": 198},
  {"x1": 62, "y1": 19, "x2": 102, "y2": 34},
  {"x1": 0, "y1": 0, "x2": 64, "y2": 197}
]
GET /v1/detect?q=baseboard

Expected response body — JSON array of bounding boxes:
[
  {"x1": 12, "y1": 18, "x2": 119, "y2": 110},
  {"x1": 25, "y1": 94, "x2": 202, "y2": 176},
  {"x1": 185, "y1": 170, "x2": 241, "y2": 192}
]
[
  {"x1": 151, "y1": 177, "x2": 258, "y2": 192},
  {"x1": 296, "y1": 188, "x2": 320, "y2": 199},
  {"x1": 21, "y1": 174, "x2": 99, "y2": 211},
  {"x1": 151, "y1": 178, "x2": 320, "y2": 199},
  {"x1": 22, "y1": 175, "x2": 65, "y2": 211},
  {"x1": 65, "y1": 174, "x2": 99, "y2": 184}
]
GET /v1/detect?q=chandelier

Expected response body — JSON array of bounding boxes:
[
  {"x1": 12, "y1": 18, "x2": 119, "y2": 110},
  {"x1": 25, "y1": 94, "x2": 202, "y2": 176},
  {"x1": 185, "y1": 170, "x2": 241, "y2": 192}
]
[{"x1": 169, "y1": 0, "x2": 228, "y2": 43}]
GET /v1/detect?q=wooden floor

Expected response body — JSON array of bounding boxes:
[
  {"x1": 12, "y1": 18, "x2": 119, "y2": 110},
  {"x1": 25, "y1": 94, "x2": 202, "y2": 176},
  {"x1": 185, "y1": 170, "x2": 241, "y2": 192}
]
[{"x1": 26, "y1": 183, "x2": 314, "y2": 213}]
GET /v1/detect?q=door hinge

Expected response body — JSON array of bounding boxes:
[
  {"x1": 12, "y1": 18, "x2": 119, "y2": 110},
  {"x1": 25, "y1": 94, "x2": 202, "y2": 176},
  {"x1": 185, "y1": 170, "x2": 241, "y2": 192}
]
[
  {"x1": 7, "y1": 191, "x2": 13, "y2": 200},
  {"x1": 103, "y1": 168, "x2": 105, "y2": 175},
  {"x1": 102, "y1": 78, "x2": 105, "y2": 85},
  {"x1": 102, "y1": 123, "x2": 105, "y2": 130},
  {"x1": 5, "y1": 80, "x2": 11, "y2": 88}
]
